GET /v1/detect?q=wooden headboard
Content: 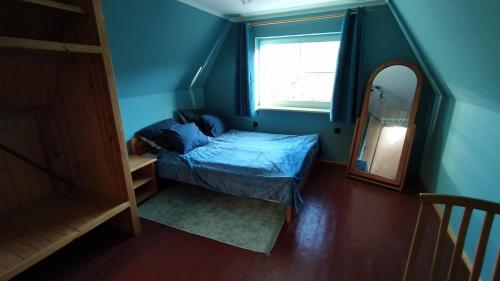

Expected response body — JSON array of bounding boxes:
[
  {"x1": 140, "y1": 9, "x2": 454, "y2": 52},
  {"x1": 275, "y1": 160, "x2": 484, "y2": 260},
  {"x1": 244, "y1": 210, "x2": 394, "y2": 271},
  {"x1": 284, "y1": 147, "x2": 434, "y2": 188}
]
[{"x1": 130, "y1": 138, "x2": 156, "y2": 155}]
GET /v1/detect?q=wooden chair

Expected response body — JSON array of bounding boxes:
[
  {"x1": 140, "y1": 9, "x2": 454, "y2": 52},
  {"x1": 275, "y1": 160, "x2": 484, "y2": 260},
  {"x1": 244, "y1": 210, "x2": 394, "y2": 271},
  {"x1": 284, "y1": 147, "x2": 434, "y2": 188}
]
[{"x1": 403, "y1": 193, "x2": 500, "y2": 281}]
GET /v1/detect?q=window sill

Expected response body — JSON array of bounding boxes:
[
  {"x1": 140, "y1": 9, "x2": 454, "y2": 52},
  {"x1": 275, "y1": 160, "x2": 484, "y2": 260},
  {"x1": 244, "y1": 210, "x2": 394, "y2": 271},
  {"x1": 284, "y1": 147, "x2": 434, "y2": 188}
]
[{"x1": 257, "y1": 106, "x2": 330, "y2": 114}]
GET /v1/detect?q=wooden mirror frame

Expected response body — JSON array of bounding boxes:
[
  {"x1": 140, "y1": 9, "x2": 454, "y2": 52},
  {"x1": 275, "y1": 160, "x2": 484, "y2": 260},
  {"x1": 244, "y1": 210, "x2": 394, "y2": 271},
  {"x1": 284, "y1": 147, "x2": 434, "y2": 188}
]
[{"x1": 347, "y1": 60, "x2": 423, "y2": 191}]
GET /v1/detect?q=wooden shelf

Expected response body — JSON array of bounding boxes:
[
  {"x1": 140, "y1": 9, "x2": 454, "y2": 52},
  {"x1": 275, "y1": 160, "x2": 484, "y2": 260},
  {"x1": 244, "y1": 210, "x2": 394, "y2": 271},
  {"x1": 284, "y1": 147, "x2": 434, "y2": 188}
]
[
  {"x1": 0, "y1": 36, "x2": 102, "y2": 54},
  {"x1": 0, "y1": 0, "x2": 140, "y2": 278},
  {"x1": 0, "y1": 192, "x2": 130, "y2": 281},
  {"x1": 132, "y1": 174, "x2": 154, "y2": 190},
  {"x1": 135, "y1": 186, "x2": 157, "y2": 204},
  {"x1": 18, "y1": 0, "x2": 85, "y2": 14},
  {"x1": 128, "y1": 155, "x2": 156, "y2": 172},
  {"x1": 128, "y1": 155, "x2": 158, "y2": 204}
]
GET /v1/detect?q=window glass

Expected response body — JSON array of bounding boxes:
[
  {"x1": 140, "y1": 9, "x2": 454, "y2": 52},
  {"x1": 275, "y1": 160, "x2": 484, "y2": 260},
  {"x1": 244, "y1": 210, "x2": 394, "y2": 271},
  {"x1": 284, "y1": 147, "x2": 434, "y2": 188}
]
[{"x1": 256, "y1": 34, "x2": 341, "y2": 110}]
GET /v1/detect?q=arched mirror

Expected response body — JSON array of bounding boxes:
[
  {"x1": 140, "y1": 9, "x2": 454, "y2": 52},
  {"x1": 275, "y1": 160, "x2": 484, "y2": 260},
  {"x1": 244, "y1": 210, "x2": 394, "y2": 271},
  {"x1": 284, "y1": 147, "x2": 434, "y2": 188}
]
[{"x1": 348, "y1": 61, "x2": 423, "y2": 191}]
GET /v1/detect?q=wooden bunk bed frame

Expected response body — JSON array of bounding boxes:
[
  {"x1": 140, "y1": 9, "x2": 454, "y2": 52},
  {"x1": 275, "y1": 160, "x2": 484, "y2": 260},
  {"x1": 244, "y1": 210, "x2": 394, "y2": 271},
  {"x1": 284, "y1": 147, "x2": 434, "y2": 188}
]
[
  {"x1": 0, "y1": 1, "x2": 140, "y2": 280},
  {"x1": 130, "y1": 137, "x2": 316, "y2": 224}
]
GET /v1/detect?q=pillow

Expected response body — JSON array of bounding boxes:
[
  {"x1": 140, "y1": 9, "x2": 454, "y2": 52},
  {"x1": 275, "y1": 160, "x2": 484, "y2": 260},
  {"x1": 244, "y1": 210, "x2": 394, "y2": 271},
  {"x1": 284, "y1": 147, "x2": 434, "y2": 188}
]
[
  {"x1": 162, "y1": 123, "x2": 209, "y2": 154},
  {"x1": 177, "y1": 109, "x2": 206, "y2": 124},
  {"x1": 136, "y1": 119, "x2": 178, "y2": 149},
  {"x1": 199, "y1": 114, "x2": 227, "y2": 137}
]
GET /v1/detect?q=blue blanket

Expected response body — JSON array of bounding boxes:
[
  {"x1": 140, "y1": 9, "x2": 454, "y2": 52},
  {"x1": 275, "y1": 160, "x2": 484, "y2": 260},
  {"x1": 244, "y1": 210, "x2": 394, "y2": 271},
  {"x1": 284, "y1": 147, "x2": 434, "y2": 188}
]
[{"x1": 154, "y1": 130, "x2": 319, "y2": 211}]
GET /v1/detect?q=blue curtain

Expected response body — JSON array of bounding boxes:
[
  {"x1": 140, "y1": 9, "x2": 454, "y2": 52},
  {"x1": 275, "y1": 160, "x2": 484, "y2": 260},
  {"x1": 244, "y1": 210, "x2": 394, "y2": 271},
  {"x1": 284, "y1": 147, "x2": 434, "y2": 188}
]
[
  {"x1": 236, "y1": 22, "x2": 257, "y2": 117},
  {"x1": 330, "y1": 7, "x2": 366, "y2": 123}
]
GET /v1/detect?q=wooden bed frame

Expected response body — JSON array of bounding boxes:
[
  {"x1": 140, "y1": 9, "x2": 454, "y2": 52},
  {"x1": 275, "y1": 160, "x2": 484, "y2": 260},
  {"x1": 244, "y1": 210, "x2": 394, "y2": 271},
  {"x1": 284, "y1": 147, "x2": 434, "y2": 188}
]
[{"x1": 130, "y1": 138, "x2": 316, "y2": 223}]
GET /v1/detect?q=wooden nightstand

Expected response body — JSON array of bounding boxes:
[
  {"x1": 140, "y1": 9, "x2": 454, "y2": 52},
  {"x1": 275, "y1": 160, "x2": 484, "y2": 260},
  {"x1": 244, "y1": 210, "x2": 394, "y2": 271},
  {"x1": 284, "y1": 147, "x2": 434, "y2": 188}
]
[{"x1": 128, "y1": 155, "x2": 158, "y2": 204}]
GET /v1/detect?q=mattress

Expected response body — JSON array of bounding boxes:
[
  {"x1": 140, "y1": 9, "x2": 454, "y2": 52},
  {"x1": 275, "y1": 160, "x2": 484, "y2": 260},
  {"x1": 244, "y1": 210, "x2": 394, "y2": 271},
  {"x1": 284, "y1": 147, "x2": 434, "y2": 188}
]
[{"x1": 153, "y1": 129, "x2": 319, "y2": 211}]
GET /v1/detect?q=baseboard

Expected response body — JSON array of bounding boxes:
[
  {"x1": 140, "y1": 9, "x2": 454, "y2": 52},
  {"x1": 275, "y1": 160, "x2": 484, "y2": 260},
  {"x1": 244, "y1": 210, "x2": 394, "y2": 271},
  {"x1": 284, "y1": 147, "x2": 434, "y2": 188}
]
[
  {"x1": 417, "y1": 177, "x2": 477, "y2": 279},
  {"x1": 319, "y1": 159, "x2": 347, "y2": 166}
]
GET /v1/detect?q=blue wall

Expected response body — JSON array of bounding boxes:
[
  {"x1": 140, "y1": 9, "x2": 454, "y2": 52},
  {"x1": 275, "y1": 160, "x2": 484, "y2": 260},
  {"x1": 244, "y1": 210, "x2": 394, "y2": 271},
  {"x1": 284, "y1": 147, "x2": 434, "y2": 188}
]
[
  {"x1": 389, "y1": 0, "x2": 500, "y2": 279},
  {"x1": 205, "y1": 5, "x2": 432, "y2": 165},
  {"x1": 117, "y1": 89, "x2": 204, "y2": 140},
  {"x1": 102, "y1": 0, "x2": 227, "y2": 140}
]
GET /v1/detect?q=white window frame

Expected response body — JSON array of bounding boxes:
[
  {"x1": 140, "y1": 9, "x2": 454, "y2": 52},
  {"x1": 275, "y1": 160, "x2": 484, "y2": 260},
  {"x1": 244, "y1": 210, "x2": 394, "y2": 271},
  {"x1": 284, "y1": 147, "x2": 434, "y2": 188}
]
[{"x1": 254, "y1": 32, "x2": 341, "y2": 113}]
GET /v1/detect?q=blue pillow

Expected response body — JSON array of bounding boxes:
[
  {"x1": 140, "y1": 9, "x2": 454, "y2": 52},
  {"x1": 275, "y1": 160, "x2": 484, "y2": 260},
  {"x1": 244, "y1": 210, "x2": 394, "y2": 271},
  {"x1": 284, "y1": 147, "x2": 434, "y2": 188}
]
[
  {"x1": 136, "y1": 119, "x2": 178, "y2": 149},
  {"x1": 162, "y1": 123, "x2": 209, "y2": 154},
  {"x1": 199, "y1": 114, "x2": 227, "y2": 137}
]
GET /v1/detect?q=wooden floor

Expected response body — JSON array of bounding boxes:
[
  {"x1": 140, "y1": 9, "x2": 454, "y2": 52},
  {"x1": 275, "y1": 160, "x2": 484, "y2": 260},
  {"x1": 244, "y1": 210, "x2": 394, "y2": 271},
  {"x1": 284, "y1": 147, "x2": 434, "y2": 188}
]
[{"x1": 12, "y1": 163, "x2": 468, "y2": 281}]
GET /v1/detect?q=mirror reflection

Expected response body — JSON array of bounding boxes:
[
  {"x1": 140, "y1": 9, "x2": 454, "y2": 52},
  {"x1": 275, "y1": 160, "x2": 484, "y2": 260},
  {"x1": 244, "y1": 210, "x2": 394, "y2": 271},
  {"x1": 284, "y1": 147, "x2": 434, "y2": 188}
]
[{"x1": 355, "y1": 65, "x2": 417, "y2": 180}]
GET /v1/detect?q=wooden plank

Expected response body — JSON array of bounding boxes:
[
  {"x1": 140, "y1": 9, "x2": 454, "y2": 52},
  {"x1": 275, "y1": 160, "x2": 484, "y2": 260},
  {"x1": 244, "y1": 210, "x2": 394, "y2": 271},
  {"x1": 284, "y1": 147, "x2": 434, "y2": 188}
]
[
  {"x1": 421, "y1": 193, "x2": 500, "y2": 214},
  {"x1": 22, "y1": 206, "x2": 84, "y2": 235},
  {"x1": 70, "y1": 201, "x2": 130, "y2": 236},
  {"x1": 468, "y1": 212, "x2": 495, "y2": 281},
  {"x1": 9, "y1": 212, "x2": 69, "y2": 243},
  {"x1": 22, "y1": 193, "x2": 123, "y2": 234},
  {"x1": 0, "y1": 192, "x2": 130, "y2": 281},
  {"x1": 403, "y1": 203, "x2": 432, "y2": 281},
  {"x1": 0, "y1": 112, "x2": 54, "y2": 210},
  {"x1": 0, "y1": 229, "x2": 75, "y2": 281},
  {"x1": 93, "y1": 0, "x2": 141, "y2": 235},
  {"x1": 56, "y1": 56, "x2": 129, "y2": 200},
  {"x1": 131, "y1": 161, "x2": 158, "y2": 202},
  {"x1": 492, "y1": 250, "x2": 500, "y2": 281},
  {"x1": 0, "y1": 249, "x2": 23, "y2": 269},
  {"x1": 19, "y1": 0, "x2": 85, "y2": 14},
  {"x1": 446, "y1": 207, "x2": 473, "y2": 281},
  {"x1": 429, "y1": 204, "x2": 452, "y2": 281},
  {"x1": 128, "y1": 155, "x2": 157, "y2": 172},
  {"x1": 0, "y1": 0, "x2": 66, "y2": 44},
  {"x1": 0, "y1": 0, "x2": 138, "y2": 279},
  {"x1": 0, "y1": 219, "x2": 52, "y2": 251},
  {"x1": 132, "y1": 175, "x2": 154, "y2": 190},
  {"x1": 0, "y1": 36, "x2": 101, "y2": 54},
  {"x1": 0, "y1": 56, "x2": 58, "y2": 110},
  {"x1": 33, "y1": 108, "x2": 78, "y2": 191},
  {"x1": 135, "y1": 186, "x2": 157, "y2": 204},
  {"x1": 0, "y1": 235, "x2": 38, "y2": 259},
  {"x1": 0, "y1": 155, "x2": 20, "y2": 213},
  {"x1": 286, "y1": 207, "x2": 292, "y2": 223}
]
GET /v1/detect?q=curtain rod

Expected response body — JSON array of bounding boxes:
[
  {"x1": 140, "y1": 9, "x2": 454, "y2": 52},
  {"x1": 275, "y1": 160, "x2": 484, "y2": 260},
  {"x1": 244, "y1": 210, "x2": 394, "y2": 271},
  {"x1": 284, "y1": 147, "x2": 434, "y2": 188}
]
[{"x1": 248, "y1": 11, "x2": 368, "y2": 27}]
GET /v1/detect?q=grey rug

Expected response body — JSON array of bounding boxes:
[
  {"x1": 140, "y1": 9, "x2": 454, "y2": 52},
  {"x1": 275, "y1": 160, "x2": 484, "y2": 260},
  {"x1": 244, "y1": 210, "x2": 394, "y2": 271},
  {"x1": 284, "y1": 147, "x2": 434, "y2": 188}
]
[{"x1": 138, "y1": 183, "x2": 286, "y2": 254}]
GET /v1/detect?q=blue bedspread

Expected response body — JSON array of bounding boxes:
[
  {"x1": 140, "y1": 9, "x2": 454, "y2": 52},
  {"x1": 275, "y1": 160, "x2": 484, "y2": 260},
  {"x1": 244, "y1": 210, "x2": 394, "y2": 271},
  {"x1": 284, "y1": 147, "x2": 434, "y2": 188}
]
[{"x1": 154, "y1": 130, "x2": 319, "y2": 211}]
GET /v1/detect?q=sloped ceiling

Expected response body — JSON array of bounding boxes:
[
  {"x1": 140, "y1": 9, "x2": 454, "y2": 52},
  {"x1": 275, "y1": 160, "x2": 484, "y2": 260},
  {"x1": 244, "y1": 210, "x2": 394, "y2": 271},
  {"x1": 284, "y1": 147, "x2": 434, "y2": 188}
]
[
  {"x1": 102, "y1": 0, "x2": 227, "y2": 98},
  {"x1": 389, "y1": 0, "x2": 500, "y2": 112},
  {"x1": 178, "y1": 0, "x2": 386, "y2": 20},
  {"x1": 388, "y1": 1, "x2": 500, "y2": 280}
]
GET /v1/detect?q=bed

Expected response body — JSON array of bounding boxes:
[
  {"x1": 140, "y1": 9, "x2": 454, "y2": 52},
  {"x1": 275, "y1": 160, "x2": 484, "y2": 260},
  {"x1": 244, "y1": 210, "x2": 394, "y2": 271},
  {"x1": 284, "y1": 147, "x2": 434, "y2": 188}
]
[{"x1": 131, "y1": 129, "x2": 319, "y2": 222}]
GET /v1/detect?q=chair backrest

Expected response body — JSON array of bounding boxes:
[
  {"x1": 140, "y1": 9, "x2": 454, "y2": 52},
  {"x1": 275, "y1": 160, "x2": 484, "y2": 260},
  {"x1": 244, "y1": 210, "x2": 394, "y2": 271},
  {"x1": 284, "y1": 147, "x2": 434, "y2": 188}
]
[{"x1": 403, "y1": 193, "x2": 500, "y2": 281}]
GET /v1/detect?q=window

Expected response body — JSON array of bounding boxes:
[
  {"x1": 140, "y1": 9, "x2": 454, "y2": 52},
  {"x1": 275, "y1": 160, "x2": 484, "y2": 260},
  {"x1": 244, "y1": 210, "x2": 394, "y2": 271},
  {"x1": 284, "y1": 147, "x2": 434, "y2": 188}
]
[{"x1": 255, "y1": 33, "x2": 341, "y2": 112}]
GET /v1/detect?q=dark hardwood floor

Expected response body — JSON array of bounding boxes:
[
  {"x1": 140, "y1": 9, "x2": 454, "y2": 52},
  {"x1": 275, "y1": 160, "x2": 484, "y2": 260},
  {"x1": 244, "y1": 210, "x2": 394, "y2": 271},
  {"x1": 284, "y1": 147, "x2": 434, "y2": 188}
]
[{"x1": 12, "y1": 163, "x2": 468, "y2": 281}]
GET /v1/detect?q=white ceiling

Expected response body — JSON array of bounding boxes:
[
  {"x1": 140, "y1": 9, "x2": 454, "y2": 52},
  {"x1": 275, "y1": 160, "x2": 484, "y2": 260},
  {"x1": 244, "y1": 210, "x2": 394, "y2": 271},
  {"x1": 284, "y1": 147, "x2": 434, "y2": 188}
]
[{"x1": 177, "y1": 0, "x2": 386, "y2": 21}]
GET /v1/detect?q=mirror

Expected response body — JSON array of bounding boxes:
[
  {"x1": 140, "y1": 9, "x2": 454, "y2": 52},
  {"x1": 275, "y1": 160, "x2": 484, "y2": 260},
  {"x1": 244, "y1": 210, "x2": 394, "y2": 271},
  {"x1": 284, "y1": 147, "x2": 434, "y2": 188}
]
[{"x1": 348, "y1": 61, "x2": 423, "y2": 191}]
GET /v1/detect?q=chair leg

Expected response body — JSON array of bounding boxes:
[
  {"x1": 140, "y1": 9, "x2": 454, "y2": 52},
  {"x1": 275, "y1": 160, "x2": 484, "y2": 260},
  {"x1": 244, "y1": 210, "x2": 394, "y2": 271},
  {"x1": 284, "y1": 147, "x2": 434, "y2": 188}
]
[{"x1": 286, "y1": 207, "x2": 292, "y2": 223}]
